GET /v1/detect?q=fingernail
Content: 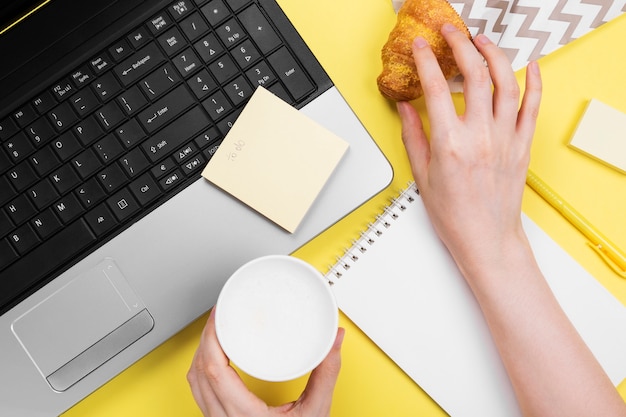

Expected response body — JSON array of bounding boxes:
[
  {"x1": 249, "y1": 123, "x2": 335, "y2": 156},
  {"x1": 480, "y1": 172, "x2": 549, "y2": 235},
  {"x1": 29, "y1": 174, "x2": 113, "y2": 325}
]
[
  {"x1": 441, "y1": 23, "x2": 458, "y2": 33},
  {"x1": 529, "y1": 61, "x2": 540, "y2": 75},
  {"x1": 475, "y1": 34, "x2": 492, "y2": 45},
  {"x1": 334, "y1": 328, "x2": 345, "y2": 348},
  {"x1": 396, "y1": 101, "x2": 407, "y2": 115},
  {"x1": 413, "y1": 36, "x2": 428, "y2": 49}
]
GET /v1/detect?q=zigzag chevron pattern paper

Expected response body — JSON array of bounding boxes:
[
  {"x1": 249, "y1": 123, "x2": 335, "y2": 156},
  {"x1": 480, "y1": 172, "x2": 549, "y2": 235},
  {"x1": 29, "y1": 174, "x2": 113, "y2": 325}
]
[
  {"x1": 392, "y1": 1, "x2": 626, "y2": 70},
  {"x1": 450, "y1": 0, "x2": 626, "y2": 69}
]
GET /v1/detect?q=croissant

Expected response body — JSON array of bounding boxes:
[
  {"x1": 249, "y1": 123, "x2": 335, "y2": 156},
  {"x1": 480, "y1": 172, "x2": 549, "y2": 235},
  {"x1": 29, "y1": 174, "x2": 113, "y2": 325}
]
[{"x1": 377, "y1": 0, "x2": 471, "y2": 101}]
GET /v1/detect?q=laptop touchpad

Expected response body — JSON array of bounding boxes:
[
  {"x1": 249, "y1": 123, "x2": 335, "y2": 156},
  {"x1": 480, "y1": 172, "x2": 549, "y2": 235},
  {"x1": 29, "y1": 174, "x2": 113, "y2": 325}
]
[{"x1": 11, "y1": 259, "x2": 154, "y2": 392}]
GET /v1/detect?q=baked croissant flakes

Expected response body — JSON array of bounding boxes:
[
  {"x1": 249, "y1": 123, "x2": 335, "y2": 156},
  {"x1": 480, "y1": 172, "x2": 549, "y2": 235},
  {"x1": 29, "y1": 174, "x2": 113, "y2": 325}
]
[{"x1": 377, "y1": 0, "x2": 471, "y2": 101}]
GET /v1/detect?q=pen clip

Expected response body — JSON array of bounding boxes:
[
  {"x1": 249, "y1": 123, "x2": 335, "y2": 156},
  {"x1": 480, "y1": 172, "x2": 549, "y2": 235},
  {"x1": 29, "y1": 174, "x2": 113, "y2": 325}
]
[{"x1": 587, "y1": 242, "x2": 626, "y2": 279}]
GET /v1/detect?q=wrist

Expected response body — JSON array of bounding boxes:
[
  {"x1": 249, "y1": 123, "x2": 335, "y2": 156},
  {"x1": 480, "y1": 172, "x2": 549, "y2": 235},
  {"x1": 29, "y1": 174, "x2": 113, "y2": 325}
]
[{"x1": 447, "y1": 227, "x2": 539, "y2": 292}]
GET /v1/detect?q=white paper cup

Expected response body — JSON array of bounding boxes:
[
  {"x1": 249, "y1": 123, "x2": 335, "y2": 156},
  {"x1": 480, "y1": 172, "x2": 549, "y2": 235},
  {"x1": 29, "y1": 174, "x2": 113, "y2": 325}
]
[{"x1": 214, "y1": 255, "x2": 338, "y2": 382}]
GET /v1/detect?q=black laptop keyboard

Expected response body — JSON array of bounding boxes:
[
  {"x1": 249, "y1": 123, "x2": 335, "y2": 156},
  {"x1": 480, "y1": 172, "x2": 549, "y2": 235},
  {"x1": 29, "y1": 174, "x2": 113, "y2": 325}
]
[{"x1": 0, "y1": 0, "x2": 331, "y2": 313}]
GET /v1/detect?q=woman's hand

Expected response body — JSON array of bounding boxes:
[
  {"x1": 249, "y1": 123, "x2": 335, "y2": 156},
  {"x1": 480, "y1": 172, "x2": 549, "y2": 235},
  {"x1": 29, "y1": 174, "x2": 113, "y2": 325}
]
[
  {"x1": 397, "y1": 25, "x2": 626, "y2": 417},
  {"x1": 187, "y1": 308, "x2": 344, "y2": 417},
  {"x1": 397, "y1": 23, "x2": 542, "y2": 280}
]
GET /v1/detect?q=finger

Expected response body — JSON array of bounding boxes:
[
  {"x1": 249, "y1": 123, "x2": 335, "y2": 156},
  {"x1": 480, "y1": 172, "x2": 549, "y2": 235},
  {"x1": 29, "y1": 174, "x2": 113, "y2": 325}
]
[
  {"x1": 473, "y1": 34, "x2": 520, "y2": 125},
  {"x1": 188, "y1": 310, "x2": 231, "y2": 416},
  {"x1": 516, "y1": 61, "x2": 542, "y2": 147},
  {"x1": 440, "y1": 23, "x2": 493, "y2": 121},
  {"x1": 397, "y1": 101, "x2": 430, "y2": 189},
  {"x1": 411, "y1": 36, "x2": 456, "y2": 132},
  {"x1": 187, "y1": 352, "x2": 212, "y2": 416},
  {"x1": 190, "y1": 364, "x2": 229, "y2": 417},
  {"x1": 200, "y1": 307, "x2": 267, "y2": 415},
  {"x1": 296, "y1": 328, "x2": 345, "y2": 414}
]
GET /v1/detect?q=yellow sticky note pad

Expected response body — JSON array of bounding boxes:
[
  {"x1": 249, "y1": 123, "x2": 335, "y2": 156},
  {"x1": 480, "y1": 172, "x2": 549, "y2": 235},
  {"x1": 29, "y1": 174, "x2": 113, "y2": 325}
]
[
  {"x1": 568, "y1": 99, "x2": 626, "y2": 174},
  {"x1": 202, "y1": 87, "x2": 349, "y2": 233}
]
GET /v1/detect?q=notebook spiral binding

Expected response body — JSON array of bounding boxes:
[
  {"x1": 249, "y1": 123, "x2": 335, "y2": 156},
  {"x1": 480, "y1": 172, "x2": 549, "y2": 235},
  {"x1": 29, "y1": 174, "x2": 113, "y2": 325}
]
[{"x1": 325, "y1": 182, "x2": 419, "y2": 285}]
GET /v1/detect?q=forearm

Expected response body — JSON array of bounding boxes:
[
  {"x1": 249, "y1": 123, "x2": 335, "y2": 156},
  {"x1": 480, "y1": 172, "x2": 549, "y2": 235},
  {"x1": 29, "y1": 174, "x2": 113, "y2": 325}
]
[{"x1": 456, "y1": 234, "x2": 626, "y2": 417}]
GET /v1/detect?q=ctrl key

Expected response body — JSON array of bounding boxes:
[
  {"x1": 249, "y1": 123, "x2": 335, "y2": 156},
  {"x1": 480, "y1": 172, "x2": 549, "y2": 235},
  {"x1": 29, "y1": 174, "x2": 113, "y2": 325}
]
[{"x1": 129, "y1": 174, "x2": 160, "y2": 206}]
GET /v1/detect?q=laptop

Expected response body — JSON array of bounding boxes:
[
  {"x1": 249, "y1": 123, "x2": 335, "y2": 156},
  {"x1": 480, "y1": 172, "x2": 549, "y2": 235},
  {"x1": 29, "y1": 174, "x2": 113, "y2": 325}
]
[{"x1": 0, "y1": 1, "x2": 392, "y2": 415}]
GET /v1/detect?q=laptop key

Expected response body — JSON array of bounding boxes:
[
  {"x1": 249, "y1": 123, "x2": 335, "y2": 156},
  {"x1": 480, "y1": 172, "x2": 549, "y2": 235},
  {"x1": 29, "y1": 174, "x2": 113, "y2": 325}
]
[
  {"x1": 48, "y1": 102, "x2": 79, "y2": 132},
  {"x1": 91, "y1": 71, "x2": 122, "y2": 102},
  {"x1": 117, "y1": 86, "x2": 148, "y2": 116},
  {"x1": 187, "y1": 69, "x2": 217, "y2": 99},
  {"x1": 94, "y1": 134, "x2": 125, "y2": 164},
  {"x1": 75, "y1": 177, "x2": 106, "y2": 208},
  {"x1": 31, "y1": 91, "x2": 57, "y2": 115},
  {"x1": 50, "y1": 164, "x2": 81, "y2": 195},
  {"x1": 158, "y1": 169, "x2": 183, "y2": 191},
  {"x1": 0, "y1": 117, "x2": 19, "y2": 141},
  {"x1": 169, "y1": 1, "x2": 193, "y2": 20},
  {"x1": 53, "y1": 132, "x2": 82, "y2": 161},
  {"x1": 194, "y1": 32, "x2": 223, "y2": 62},
  {"x1": 71, "y1": 148, "x2": 103, "y2": 179},
  {"x1": 151, "y1": 157, "x2": 177, "y2": 178},
  {"x1": 202, "y1": 90, "x2": 232, "y2": 121},
  {"x1": 69, "y1": 66, "x2": 95, "y2": 89},
  {"x1": 238, "y1": 5, "x2": 281, "y2": 54},
  {"x1": 90, "y1": 53, "x2": 113, "y2": 75},
  {"x1": 158, "y1": 27, "x2": 187, "y2": 57},
  {"x1": 51, "y1": 79, "x2": 75, "y2": 101},
  {"x1": 140, "y1": 63, "x2": 181, "y2": 100},
  {"x1": 31, "y1": 208, "x2": 63, "y2": 239},
  {"x1": 115, "y1": 119, "x2": 146, "y2": 148},
  {"x1": 119, "y1": 147, "x2": 150, "y2": 177},
  {"x1": 108, "y1": 38, "x2": 133, "y2": 62},
  {"x1": 215, "y1": 18, "x2": 245, "y2": 48},
  {"x1": 95, "y1": 102, "x2": 125, "y2": 131},
  {"x1": 25, "y1": 118, "x2": 56, "y2": 148},
  {"x1": 98, "y1": 163, "x2": 127, "y2": 193},
  {"x1": 27, "y1": 179, "x2": 59, "y2": 210},
  {"x1": 0, "y1": 219, "x2": 96, "y2": 308},
  {"x1": 5, "y1": 194, "x2": 37, "y2": 226},
  {"x1": 114, "y1": 42, "x2": 166, "y2": 87},
  {"x1": 0, "y1": 239, "x2": 18, "y2": 270},
  {"x1": 129, "y1": 173, "x2": 160, "y2": 205},
  {"x1": 74, "y1": 116, "x2": 105, "y2": 146},
  {"x1": 181, "y1": 154, "x2": 205, "y2": 175},
  {"x1": 137, "y1": 85, "x2": 196, "y2": 133},
  {"x1": 8, "y1": 224, "x2": 41, "y2": 255},
  {"x1": 84, "y1": 203, "x2": 118, "y2": 236},
  {"x1": 172, "y1": 48, "x2": 202, "y2": 78},
  {"x1": 4, "y1": 132, "x2": 34, "y2": 163},
  {"x1": 201, "y1": 0, "x2": 230, "y2": 26},
  {"x1": 148, "y1": 13, "x2": 173, "y2": 35},
  {"x1": 30, "y1": 146, "x2": 60, "y2": 177},
  {"x1": 223, "y1": 75, "x2": 253, "y2": 106},
  {"x1": 268, "y1": 47, "x2": 314, "y2": 102},
  {"x1": 7, "y1": 161, "x2": 38, "y2": 192},
  {"x1": 180, "y1": 12, "x2": 209, "y2": 41},
  {"x1": 127, "y1": 26, "x2": 151, "y2": 49},
  {"x1": 106, "y1": 188, "x2": 140, "y2": 221},
  {"x1": 142, "y1": 106, "x2": 210, "y2": 163},
  {"x1": 53, "y1": 193, "x2": 84, "y2": 224}
]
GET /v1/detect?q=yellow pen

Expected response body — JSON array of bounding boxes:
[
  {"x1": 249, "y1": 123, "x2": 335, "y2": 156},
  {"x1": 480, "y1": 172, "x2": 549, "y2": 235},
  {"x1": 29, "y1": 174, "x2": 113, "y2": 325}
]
[{"x1": 526, "y1": 169, "x2": 626, "y2": 278}]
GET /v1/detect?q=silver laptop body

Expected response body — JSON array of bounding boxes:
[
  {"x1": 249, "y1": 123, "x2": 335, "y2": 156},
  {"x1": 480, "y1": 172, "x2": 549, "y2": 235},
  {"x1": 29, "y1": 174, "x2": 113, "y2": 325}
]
[{"x1": 0, "y1": 1, "x2": 392, "y2": 415}]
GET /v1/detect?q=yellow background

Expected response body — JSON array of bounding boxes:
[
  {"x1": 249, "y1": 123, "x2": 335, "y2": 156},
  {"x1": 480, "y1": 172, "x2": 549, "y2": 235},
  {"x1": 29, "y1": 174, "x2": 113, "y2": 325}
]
[{"x1": 64, "y1": 1, "x2": 626, "y2": 415}]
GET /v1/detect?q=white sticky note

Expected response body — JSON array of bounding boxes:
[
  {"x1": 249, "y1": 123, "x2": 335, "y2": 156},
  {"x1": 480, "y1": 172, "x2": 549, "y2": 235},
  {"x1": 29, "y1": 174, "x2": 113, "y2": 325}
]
[
  {"x1": 569, "y1": 99, "x2": 626, "y2": 174},
  {"x1": 202, "y1": 87, "x2": 349, "y2": 233}
]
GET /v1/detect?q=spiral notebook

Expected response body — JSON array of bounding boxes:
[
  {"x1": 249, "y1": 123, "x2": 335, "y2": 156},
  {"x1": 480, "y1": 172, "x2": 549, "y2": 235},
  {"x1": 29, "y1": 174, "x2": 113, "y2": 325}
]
[{"x1": 326, "y1": 183, "x2": 626, "y2": 417}]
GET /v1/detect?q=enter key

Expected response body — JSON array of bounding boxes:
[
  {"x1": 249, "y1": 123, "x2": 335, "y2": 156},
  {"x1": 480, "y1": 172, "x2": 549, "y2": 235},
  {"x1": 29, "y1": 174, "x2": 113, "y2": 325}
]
[{"x1": 137, "y1": 85, "x2": 194, "y2": 133}]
